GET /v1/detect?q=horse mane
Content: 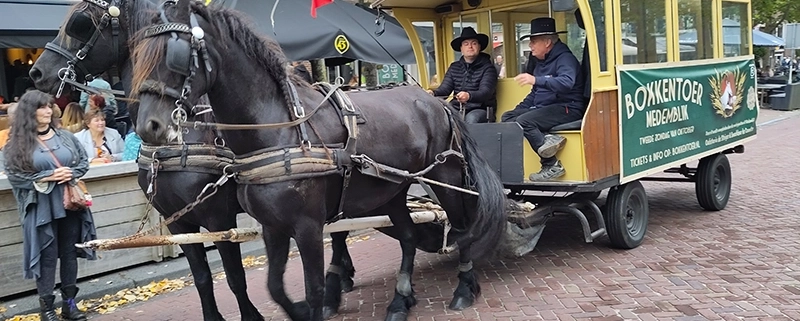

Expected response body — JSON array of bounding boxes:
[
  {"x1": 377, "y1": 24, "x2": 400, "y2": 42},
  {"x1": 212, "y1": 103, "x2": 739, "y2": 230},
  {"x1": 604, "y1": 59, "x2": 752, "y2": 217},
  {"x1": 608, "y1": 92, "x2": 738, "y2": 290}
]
[{"x1": 128, "y1": 0, "x2": 159, "y2": 33}]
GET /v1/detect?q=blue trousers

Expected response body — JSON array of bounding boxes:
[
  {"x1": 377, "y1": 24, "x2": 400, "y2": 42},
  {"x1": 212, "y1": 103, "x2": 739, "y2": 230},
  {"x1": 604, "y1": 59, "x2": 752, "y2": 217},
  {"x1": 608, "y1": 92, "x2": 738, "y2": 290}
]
[{"x1": 502, "y1": 104, "x2": 582, "y2": 166}]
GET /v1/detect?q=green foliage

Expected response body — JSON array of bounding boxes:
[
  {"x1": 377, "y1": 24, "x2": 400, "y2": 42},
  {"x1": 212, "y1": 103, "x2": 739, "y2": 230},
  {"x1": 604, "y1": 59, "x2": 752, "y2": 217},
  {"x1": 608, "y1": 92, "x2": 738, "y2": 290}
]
[
  {"x1": 753, "y1": 46, "x2": 767, "y2": 60},
  {"x1": 752, "y1": 0, "x2": 800, "y2": 34}
]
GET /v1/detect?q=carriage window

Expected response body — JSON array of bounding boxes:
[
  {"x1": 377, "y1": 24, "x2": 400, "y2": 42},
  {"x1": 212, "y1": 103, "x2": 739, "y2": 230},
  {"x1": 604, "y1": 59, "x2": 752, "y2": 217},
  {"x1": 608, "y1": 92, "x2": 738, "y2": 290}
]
[
  {"x1": 516, "y1": 22, "x2": 531, "y2": 74},
  {"x1": 565, "y1": 10, "x2": 587, "y2": 61},
  {"x1": 491, "y1": 21, "x2": 506, "y2": 78},
  {"x1": 413, "y1": 21, "x2": 437, "y2": 87},
  {"x1": 619, "y1": 0, "x2": 668, "y2": 64},
  {"x1": 588, "y1": 0, "x2": 608, "y2": 71},
  {"x1": 722, "y1": 1, "x2": 750, "y2": 57},
  {"x1": 678, "y1": 0, "x2": 714, "y2": 61}
]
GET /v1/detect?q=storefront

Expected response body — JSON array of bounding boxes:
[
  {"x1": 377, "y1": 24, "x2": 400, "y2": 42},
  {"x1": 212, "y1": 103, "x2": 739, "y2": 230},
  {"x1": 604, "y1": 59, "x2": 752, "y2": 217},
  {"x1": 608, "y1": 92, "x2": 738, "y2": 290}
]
[{"x1": 0, "y1": 0, "x2": 76, "y2": 100}]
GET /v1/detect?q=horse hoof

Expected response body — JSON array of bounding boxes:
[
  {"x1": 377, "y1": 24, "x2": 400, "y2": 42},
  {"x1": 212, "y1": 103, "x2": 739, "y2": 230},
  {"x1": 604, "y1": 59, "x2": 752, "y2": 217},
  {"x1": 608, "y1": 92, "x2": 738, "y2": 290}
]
[
  {"x1": 448, "y1": 295, "x2": 475, "y2": 311},
  {"x1": 322, "y1": 306, "x2": 338, "y2": 320},
  {"x1": 384, "y1": 311, "x2": 408, "y2": 321},
  {"x1": 341, "y1": 278, "x2": 354, "y2": 293}
]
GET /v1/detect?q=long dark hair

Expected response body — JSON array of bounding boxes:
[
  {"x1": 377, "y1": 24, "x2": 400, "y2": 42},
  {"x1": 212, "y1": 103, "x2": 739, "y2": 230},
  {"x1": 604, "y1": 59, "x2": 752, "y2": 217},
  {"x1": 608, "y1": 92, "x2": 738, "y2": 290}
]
[{"x1": 4, "y1": 91, "x2": 56, "y2": 173}]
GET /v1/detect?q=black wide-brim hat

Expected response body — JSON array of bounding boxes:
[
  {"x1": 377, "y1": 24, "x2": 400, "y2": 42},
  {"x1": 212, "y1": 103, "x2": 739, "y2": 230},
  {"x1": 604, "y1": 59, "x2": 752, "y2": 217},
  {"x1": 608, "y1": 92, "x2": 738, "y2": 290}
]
[
  {"x1": 519, "y1": 17, "x2": 567, "y2": 40},
  {"x1": 450, "y1": 27, "x2": 490, "y2": 52}
]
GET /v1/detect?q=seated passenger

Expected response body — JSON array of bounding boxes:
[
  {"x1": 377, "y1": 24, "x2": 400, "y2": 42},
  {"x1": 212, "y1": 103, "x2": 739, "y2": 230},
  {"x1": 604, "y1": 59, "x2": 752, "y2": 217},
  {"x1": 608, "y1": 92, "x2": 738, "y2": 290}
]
[
  {"x1": 501, "y1": 17, "x2": 585, "y2": 181},
  {"x1": 427, "y1": 27, "x2": 498, "y2": 123},
  {"x1": 74, "y1": 106, "x2": 124, "y2": 164}
]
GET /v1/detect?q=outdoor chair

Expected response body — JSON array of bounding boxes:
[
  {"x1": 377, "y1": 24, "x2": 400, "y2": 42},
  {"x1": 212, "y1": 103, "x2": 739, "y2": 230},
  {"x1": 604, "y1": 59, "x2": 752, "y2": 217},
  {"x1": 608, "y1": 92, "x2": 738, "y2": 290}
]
[{"x1": 770, "y1": 83, "x2": 800, "y2": 111}]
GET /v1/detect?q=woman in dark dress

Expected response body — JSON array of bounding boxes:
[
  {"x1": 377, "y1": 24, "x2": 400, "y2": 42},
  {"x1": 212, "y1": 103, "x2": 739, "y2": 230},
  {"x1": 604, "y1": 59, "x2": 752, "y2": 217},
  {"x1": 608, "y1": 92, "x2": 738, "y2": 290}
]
[{"x1": 2, "y1": 90, "x2": 96, "y2": 321}]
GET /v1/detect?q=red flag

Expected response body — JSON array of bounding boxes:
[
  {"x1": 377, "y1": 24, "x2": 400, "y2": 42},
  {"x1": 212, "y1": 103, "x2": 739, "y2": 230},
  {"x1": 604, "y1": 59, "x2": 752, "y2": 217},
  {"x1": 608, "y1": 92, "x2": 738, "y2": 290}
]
[{"x1": 311, "y1": 0, "x2": 333, "y2": 18}]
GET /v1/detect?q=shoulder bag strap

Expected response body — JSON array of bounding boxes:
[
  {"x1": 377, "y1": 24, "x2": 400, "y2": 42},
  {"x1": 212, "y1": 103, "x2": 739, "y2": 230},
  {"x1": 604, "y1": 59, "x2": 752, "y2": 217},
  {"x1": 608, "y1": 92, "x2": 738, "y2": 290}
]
[{"x1": 36, "y1": 138, "x2": 63, "y2": 167}]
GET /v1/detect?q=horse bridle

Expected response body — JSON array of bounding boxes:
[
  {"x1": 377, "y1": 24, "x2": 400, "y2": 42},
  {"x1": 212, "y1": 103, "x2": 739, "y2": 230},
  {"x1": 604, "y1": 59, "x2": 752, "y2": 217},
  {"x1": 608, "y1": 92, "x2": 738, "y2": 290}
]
[
  {"x1": 46, "y1": 0, "x2": 125, "y2": 97},
  {"x1": 138, "y1": 1, "x2": 213, "y2": 138}
]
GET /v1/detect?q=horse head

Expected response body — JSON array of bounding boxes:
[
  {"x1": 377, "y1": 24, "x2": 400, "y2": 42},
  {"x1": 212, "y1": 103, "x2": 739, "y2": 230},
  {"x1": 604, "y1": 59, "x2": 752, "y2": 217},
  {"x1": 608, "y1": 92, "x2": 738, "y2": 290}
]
[{"x1": 30, "y1": 0, "x2": 155, "y2": 95}]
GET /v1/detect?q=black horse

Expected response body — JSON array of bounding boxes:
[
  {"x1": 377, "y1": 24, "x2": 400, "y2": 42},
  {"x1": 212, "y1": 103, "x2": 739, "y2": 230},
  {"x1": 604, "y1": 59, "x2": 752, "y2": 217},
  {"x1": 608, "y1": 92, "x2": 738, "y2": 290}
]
[
  {"x1": 28, "y1": 1, "x2": 353, "y2": 320},
  {"x1": 131, "y1": 1, "x2": 508, "y2": 320}
]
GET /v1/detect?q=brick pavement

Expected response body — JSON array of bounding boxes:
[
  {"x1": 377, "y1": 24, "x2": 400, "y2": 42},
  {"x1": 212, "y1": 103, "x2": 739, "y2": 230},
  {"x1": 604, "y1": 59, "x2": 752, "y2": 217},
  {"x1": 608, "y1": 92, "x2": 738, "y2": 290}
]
[{"x1": 89, "y1": 114, "x2": 800, "y2": 321}]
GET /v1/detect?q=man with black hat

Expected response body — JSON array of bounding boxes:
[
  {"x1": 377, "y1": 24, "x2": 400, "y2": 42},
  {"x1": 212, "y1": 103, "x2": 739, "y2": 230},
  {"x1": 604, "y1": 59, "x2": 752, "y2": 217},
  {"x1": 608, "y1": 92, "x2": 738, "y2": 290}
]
[
  {"x1": 501, "y1": 17, "x2": 585, "y2": 181},
  {"x1": 427, "y1": 27, "x2": 498, "y2": 123}
]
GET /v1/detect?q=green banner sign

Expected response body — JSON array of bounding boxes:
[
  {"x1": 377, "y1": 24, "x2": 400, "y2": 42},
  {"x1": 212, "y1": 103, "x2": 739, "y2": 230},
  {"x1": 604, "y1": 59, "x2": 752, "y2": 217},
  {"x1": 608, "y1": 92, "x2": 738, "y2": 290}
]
[
  {"x1": 378, "y1": 64, "x2": 404, "y2": 85},
  {"x1": 618, "y1": 57, "x2": 758, "y2": 182}
]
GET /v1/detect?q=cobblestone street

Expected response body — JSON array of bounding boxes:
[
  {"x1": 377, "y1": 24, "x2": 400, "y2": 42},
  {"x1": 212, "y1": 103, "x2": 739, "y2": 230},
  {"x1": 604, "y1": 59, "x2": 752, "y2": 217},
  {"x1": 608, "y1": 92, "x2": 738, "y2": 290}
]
[{"x1": 89, "y1": 112, "x2": 800, "y2": 321}]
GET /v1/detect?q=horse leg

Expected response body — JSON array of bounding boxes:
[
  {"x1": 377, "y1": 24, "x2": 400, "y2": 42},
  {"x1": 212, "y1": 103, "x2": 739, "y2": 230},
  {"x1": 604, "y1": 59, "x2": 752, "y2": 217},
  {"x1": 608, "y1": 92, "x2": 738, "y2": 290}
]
[
  {"x1": 448, "y1": 248, "x2": 480, "y2": 310},
  {"x1": 214, "y1": 240, "x2": 264, "y2": 321},
  {"x1": 383, "y1": 192, "x2": 418, "y2": 321},
  {"x1": 339, "y1": 234, "x2": 356, "y2": 293},
  {"x1": 293, "y1": 220, "x2": 327, "y2": 321},
  {"x1": 322, "y1": 231, "x2": 351, "y2": 319},
  {"x1": 263, "y1": 226, "x2": 307, "y2": 320},
  {"x1": 426, "y1": 170, "x2": 482, "y2": 311},
  {"x1": 169, "y1": 222, "x2": 225, "y2": 321}
]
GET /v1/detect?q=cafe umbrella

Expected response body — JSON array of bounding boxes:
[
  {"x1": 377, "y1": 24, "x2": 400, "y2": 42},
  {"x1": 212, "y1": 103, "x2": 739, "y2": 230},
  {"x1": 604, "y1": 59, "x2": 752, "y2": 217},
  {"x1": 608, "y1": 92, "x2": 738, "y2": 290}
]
[{"x1": 210, "y1": 0, "x2": 416, "y2": 66}]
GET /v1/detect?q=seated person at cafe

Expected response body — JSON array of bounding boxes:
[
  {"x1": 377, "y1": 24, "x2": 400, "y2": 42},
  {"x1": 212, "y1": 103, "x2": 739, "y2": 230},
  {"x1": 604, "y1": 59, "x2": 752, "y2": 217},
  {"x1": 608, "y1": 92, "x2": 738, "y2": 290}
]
[
  {"x1": 74, "y1": 99, "x2": 124, "y2": 164},
  {"x1": 501, "y1": 17, "x2": 585, "y2": 181},
  {"x1": 0, "y1": 103, "x2": 18, "y2": 148},
  {"x1": 61, "y1": 102, "x2": 86, "y2": 133},
  {"x1": 427, "y1": 27, "x2": 498, "y2": 123}
]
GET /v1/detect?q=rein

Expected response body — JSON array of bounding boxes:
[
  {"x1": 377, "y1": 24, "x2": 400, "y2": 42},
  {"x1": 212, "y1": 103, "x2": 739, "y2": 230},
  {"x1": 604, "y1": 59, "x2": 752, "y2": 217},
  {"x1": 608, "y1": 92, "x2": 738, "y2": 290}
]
[{"x1": 183, "y1": 81, "x2": 342, "y2": 131}]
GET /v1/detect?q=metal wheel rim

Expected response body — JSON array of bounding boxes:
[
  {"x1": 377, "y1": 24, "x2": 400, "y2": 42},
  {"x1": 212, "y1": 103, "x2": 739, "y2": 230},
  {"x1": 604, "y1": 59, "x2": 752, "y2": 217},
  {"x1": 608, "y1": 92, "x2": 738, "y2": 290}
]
[
  {"x1": 713, "y1": 165, "x2": 729, "y2": 202},
  {"x1": 624, "y1": 192, "x2": 645, "y2": 237}
]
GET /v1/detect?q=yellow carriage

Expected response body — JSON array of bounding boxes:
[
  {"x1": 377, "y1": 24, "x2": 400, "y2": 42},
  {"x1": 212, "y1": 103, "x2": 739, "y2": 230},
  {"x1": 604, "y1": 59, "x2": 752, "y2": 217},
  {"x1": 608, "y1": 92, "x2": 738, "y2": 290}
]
[{"x1": 384, "y1": 0, "x2": 758, "y2": 249}]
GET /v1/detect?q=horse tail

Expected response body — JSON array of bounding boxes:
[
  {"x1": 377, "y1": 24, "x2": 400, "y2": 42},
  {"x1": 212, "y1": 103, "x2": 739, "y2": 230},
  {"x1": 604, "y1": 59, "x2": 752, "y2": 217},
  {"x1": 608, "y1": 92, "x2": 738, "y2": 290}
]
[{"x1": 450, "y1": 113, "x2": 508, "y2": 261}]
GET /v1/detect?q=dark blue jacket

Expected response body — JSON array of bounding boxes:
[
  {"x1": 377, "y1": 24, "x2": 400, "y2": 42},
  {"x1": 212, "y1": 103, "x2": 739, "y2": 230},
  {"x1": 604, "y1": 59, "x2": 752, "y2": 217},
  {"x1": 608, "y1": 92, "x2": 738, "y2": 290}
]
[
  {"x1": 516, "y1": 40, "x2": 585, "y2": 111},
  {"x1": 433, "y1": 52, "x2": 498, "y2": 111}
]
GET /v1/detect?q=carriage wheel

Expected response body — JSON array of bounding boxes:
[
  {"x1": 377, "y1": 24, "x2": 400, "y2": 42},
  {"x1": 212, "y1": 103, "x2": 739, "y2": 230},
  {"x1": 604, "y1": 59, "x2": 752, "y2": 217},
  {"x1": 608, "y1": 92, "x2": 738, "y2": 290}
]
[
  {"x1": 604, "y1": 181, "x2": 649, "y2": 249},
  {"x1": 695, "y1": 154, "x2": 731, "y2": 211}
]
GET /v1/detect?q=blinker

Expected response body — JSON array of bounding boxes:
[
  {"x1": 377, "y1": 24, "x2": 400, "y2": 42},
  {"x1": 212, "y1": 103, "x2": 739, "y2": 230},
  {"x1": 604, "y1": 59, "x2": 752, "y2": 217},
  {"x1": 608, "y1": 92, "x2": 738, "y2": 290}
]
[
  {"x1": 65, "y1": 12, "x2": 96, "y2": 43},
  {"x1": 166, "y1": 37, "x2": 193, "y2": 76}
]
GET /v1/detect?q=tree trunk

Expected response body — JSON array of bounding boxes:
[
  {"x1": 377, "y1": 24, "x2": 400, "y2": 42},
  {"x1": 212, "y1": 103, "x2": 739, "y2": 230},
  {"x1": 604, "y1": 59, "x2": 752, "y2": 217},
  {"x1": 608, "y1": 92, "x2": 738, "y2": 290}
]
[
  {"x1": 310, "y1": 59, "x2": 327, "y2": 83},
  {"x1": 362, "y1": 62, "x2": 378, "y2": 87}
]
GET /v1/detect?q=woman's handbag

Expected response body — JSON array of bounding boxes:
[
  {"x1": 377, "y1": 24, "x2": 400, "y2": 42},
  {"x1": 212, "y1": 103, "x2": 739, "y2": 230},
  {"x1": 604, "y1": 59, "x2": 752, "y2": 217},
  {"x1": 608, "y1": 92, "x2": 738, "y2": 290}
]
[
  {"x1": 37, "y1": 138, "x2": 93, "y2": 210},
  {"x1": 63, "y1": 179, "x2": 92, "y2": 210}
]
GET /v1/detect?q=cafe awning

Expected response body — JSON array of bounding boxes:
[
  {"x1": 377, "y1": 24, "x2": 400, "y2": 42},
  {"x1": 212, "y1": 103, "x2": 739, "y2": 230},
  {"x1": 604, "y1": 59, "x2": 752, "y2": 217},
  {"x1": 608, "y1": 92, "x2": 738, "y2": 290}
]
[{"x1": 0, "y1": 0, "x2": 78, "y2": 48}]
